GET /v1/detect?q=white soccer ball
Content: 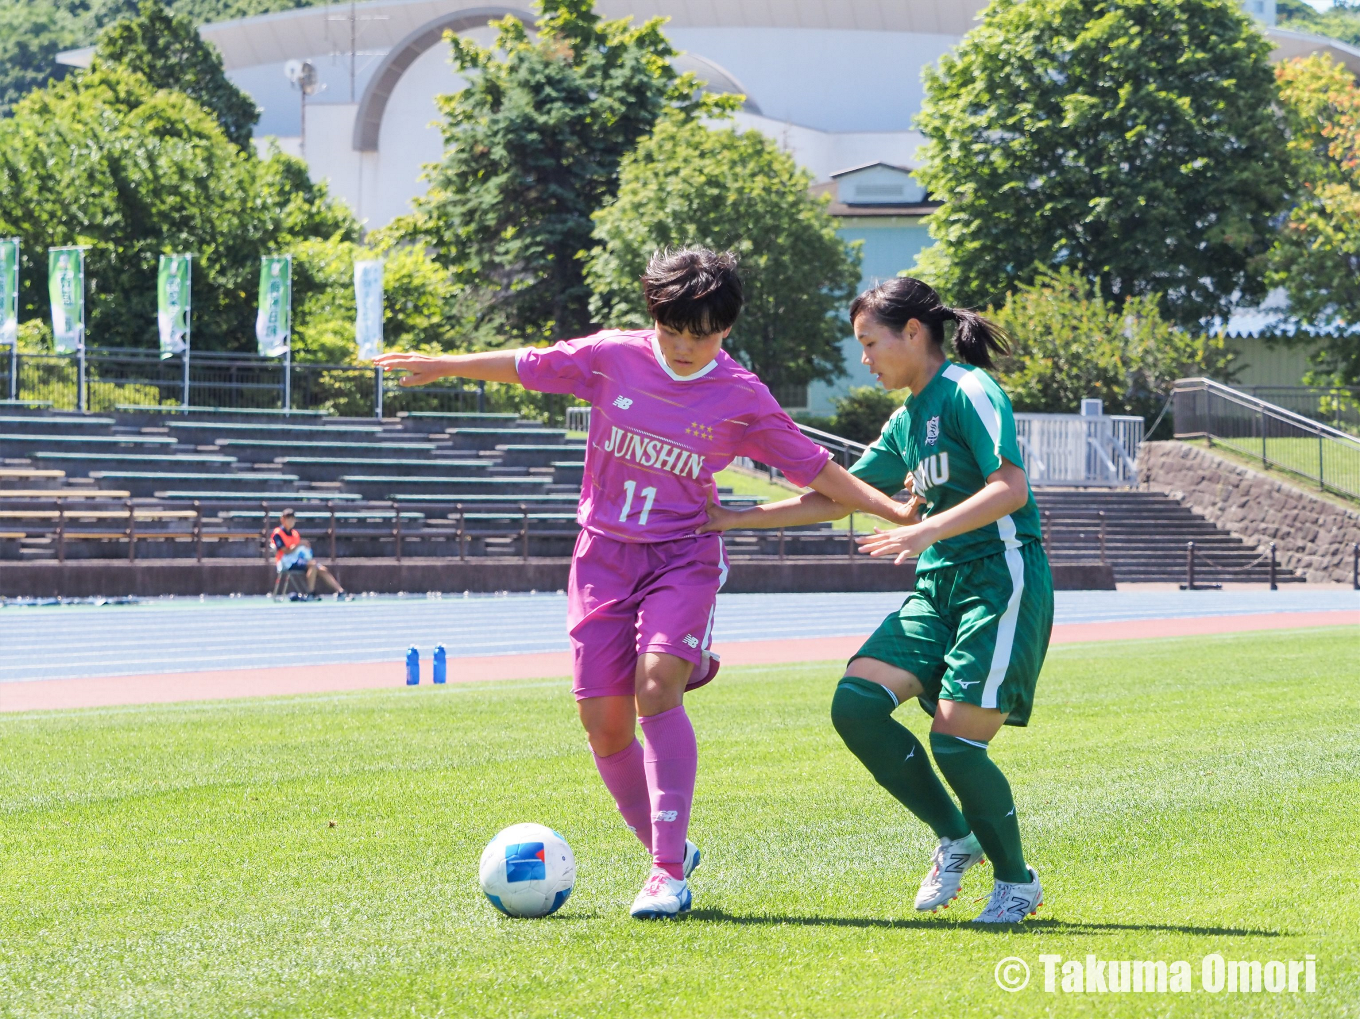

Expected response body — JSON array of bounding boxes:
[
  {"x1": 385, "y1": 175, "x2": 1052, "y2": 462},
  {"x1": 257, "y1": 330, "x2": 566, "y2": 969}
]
[{"x1": 478, "y1": 823, "x2": 576, "y2": 918}]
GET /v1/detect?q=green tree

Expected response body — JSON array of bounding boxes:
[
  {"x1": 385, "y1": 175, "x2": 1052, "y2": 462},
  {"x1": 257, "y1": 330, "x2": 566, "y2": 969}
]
[
  {"x1": 396, "y1": 0, "x2": 735, "y2": 345},
  {"x1": 0, "y1": 65, "x2": 356, "y2": 352},
  {"x1": 1267, "y1": 54, "x2": 1360, "y2": 386},
  {"x1": 587, "y1": 116, "x2": 861, "y2": 391},
  {"x1": 289, "y1": 237, "x2": 475, "y2": 364},
  {"x1": 0, "y1": 2, "x2": 78, "y2": 117},
  {"x1": 988, "y1": 268, "x2": 1236, "y2": 425},
  {"x1": 1277, "y1": 0, "x2": 1360, "y2": 46},
  {"x1": 913, "y1": 0, "x2": 1291, "y2": 327},
  {"x1": 93, "y1": 0, "x2": 258, "y2": 147}
]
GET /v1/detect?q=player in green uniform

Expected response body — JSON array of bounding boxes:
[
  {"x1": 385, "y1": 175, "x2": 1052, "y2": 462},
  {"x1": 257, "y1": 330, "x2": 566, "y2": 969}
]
[{"x1": 702, "y1": 277, "x2": 1052, "y2": 923}]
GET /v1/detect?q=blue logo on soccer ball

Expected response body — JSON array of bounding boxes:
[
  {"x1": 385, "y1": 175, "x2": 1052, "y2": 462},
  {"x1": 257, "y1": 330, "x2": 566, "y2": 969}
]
[{"x1": 505, "y1": 841, "x2": 546, "y2": 882}]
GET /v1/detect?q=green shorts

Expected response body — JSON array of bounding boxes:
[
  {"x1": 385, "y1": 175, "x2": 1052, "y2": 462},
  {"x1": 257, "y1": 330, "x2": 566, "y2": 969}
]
[{"x1": 852, "y1": 540, "x2": 1054, "y2": 726}]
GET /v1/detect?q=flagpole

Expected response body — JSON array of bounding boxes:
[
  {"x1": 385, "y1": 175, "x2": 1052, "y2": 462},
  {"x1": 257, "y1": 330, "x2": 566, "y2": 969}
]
[
  {"x1": 283, "y1": 254, "x2": 292, "y2": 416},
  {"x1": 6, "y1": 239, "x2": 16, "y2": 403},
  {"x1": 182, "y1": 256, "x2": 192, "y2": 409},
  {"x1": 77, "y1": 252, "x2": 86, "y2": 414}
]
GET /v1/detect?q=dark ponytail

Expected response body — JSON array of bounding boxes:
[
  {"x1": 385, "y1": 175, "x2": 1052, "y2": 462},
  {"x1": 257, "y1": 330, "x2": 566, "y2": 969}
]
[{"x1": 848, "y1": 277, "x2": 1010, "y2": 369}]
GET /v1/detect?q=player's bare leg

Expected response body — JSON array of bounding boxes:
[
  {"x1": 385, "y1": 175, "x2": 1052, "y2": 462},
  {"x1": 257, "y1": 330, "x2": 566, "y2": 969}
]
[{"x1": 833, "y1": 657, "x2": 983, "y2": 912}]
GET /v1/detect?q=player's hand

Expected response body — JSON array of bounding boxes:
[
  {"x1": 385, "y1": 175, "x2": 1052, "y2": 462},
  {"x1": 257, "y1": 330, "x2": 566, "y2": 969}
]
[
  {"x1": 882, "y1": 494, "x2": 925, "y2": 526},
  {"x1": 372, "y1": 352, "x2": 449, "y2": 387},
  {"x1": 697, "y1": 501, "x2": 745, "y2": 534},
  {"x1": 855, "y1": 522, "x2": 938, "y2": 565}
]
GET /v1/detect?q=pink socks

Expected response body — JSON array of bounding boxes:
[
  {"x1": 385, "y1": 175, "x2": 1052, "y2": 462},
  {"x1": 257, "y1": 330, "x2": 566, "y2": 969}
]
[
  {"x1": 591, "y1": 739, "x2": 653, "y2": 853},
  {"x1": 639, "y1": 704, "x2": 697, "y2": 878}
]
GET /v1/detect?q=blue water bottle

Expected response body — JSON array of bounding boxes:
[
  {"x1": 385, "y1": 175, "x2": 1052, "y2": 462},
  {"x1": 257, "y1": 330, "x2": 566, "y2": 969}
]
[
  {"x1": 405, "y1": 646, "x2": 420, "y2": 685},
  {"x1": 433, "y1": 644, "x2": 447, "y2": 685}
]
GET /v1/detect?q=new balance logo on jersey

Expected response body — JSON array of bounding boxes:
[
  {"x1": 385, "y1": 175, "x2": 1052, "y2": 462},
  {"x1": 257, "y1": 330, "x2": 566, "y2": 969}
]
[
  {"x1": 602, "y1": 425, "x2": 705, "y2": 478},
  {"x1": 613, "y1": 396, "x2": 633, "y2": 410},
  {"x1": 926, "y1": 416, "x2": 941, "y2": 445},
  {"x1": 911, "y1": 452, "x2": 950, "y2": 495},
  {"x1": 682, "y1": 634, "x2": 699, "y2": 648},
  {"x1": 652, "y1": 810, "x2": 678, "y2": 823}
]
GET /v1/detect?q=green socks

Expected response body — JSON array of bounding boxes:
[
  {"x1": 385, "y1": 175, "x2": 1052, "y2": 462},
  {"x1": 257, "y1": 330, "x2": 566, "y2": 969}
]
[
  {"x1": 830, "y1": 678, "x2": 970, "y2": 841},
  {"x1": 929, "y1": 732, "x2": 1029, "y2": 884}
]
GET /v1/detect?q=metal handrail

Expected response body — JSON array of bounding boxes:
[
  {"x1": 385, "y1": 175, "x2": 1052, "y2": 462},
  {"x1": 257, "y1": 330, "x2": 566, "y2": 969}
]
[{"x1": 1175, "y1": 377, "x2": 1360, "y2": 448}]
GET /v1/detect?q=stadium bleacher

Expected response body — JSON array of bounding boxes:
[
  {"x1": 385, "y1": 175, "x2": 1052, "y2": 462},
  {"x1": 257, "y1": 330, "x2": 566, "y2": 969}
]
[{"x1": 0, "y1": 407, "x2": 1301, "y2": 581}]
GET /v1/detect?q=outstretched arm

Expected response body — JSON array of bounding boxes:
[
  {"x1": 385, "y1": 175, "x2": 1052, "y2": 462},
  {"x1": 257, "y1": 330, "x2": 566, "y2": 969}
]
[
  {"x1": 372, "y1": 350, "x2": 522, "y2": 386},
  {"x1": 699, "y1": 463, "x2": 921, "y2": 533},
  {"x1": 857, "y1": 459, "x2": 1029, "y2": 564}
]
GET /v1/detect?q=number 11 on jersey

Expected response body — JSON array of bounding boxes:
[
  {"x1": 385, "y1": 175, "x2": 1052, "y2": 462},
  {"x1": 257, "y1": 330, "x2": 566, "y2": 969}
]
[{"x1": 619, "y1": 479, "x2": 657, "y2": 525}]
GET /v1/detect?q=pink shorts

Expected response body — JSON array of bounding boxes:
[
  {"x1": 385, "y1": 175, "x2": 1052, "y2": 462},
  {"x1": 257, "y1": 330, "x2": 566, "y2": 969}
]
[{"x1": 567, "y1": 529, "x2": 728, "y2": 700}]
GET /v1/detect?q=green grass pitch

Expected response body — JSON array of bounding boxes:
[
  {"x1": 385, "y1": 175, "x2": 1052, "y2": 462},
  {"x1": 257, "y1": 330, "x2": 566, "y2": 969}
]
[{"x1": 2, "y1": 629, "x2": 1357, "y2": 1017}]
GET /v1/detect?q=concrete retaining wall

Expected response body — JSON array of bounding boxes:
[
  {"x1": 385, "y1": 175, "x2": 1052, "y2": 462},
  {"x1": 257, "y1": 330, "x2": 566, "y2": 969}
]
[
  {"x1": 1139, "y1": 440, "x2": 1360, "y2": 583},
  {"x1": 0, "y1": 557, "x2": 1114, "y2": 597}
]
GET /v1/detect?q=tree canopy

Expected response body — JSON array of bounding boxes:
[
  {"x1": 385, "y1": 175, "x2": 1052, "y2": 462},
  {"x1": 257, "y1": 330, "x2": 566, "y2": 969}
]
[
  {"x1": 93, "y1": 0, "x2": 258, "y2": 148},
  {"x1": 989, "y1": 268, "x2": 1236, "y2": 422},
  {"x1": 393, "y1": 0, "x2": 736, "y2": 345},
  {"x1": 587, "y1": 115, "x2": 861, "y2": 391},
  {"x1": 0, "y1": 64, "x2": 355, "y2": 353},
  {"x1": 1268, "y1": 54, "x2": 1360, "y2": 386},
  {"x1": 913, "y1": 0, "x2": 1291, "y2": 328}
]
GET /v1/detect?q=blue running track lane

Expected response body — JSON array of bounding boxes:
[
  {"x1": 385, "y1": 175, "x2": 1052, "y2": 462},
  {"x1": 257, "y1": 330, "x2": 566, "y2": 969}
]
[{"x1": 1, "y1": 589, "x2": 1355, "y2": 683}]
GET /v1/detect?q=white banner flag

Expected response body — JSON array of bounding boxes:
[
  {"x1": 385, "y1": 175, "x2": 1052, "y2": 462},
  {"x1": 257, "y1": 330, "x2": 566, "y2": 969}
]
[
  {"x1": 255, "y1": 255, "x2": 292, "y2": 358},
  {"x1": 354, "y1": 259, "x2": 384, "y2": 361},
  {"x1": 157, "y1": 254, "x2": 192, "y2": 359}
]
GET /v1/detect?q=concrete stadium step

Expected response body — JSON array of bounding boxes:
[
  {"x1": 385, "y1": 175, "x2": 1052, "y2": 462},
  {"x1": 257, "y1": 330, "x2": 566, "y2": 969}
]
[
  {"x1": 274, "y1": 457, "x2": 488, "y2": 480},
  {"x1": 86, "y1": 471, "x2": 301, "y2": 498},
  {"x1": 0, "y1": 468, "x2": 66, "y2": 489},
  {"x1": 552, "y1": 461, "x2": 585, "y2": 486},
  {"x1": 496, "y1": 444, "x2": 587, "y2": 468},
  {"x1": 34, "y1": 452, "x2": 239, "y2": 475},
  {"x1": 395, "y1": 412, "x2": 521, "y2": 431},
  {"x1": 0, "y1": 433, "x2": 180, "y2": 454},
  {"x1": 210, "y1": 438, "x2": 443, "y2": 461},
  {"x1": 443, "y1": 428, "x2": 572, "y2": 450},
  {"x1": 162, "y1": 421, "x2": 391, "y2": 442},
  {"x1": 340, "y1": 475, "x2": 554, "y2": 499},
  {"x1": 1033, "y1": 487, "x2": 1299, "y2": 583},
  {"x1": 0, "y1": 415, "x2": 118, "y2": 435},
  {"x1": 156, "y1": 490, "x2": 363, "y2": 503}
]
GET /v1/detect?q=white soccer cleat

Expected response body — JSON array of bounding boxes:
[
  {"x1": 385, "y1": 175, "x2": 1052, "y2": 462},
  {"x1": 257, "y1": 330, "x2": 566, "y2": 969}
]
[
  {"x1": 972, "y1": 866, "x2": 1043, "y2": 923},
  {"x1": 915, "y1": 832, "x2": 986, "y2": 912},
  {"x1": 629, "y1": 867, "x2": 693, "y2": 919},
  {"x1": 683, "y1": 839, "x2": 701, "y2": 878}
]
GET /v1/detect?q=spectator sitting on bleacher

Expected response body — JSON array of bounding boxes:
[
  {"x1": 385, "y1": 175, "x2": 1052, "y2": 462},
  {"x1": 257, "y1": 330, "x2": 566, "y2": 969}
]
[{"x1": 270, "y1": 509, "x2": 347, "y2": 599}]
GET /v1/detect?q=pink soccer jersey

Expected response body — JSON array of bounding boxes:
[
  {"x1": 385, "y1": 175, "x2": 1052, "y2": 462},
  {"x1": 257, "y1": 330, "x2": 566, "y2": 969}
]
[{"x1": 515, "y1": 329, "x2": 831, "y2": 543}]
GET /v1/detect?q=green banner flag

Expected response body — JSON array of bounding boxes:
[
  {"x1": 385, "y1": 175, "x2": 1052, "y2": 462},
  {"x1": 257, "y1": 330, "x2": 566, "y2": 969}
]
[
  {"x1": 354, "y1": 259, "x2": 384, "y2": 361},
  {"x1": 256, "y1": 255, "x2": 291, "y2": 357},
  {"x1": 48, "y1": 247, "x2": 84, "y2": 353},
  {"x1": 0, "y1": 239, "x2": 17, "y2": 348},
  {"x1": 157, "y1": 254, "x2": 192, "y2": 359}
]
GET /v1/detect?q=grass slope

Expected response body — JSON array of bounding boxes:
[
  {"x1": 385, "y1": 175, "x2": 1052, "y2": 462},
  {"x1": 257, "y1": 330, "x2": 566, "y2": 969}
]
[{"x1": 1, "y1": 629, "x2": 1358, "y2": 1018}]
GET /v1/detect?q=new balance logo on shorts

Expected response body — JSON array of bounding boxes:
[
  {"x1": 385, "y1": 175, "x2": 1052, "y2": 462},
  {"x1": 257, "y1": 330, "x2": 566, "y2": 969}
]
[
  {"x1": 613, "y1": 396, "x2": 633, "y2": 409},
  {"x1": 682, "y1": 634, "x2": 699, "y2": 648},
  {"x1": 653, "y1": 810, "x2": 678, "y2": 822}
]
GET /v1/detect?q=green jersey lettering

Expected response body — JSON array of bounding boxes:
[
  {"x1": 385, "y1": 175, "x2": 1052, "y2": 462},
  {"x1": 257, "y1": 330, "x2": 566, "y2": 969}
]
[{"x1": 849, "y1": 361, "x2": 1043, "y2": 572}]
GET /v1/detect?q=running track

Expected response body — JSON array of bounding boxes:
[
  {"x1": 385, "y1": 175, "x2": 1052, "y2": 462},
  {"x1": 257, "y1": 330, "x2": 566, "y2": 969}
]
[{"x1": 1, "y1": 589, "x2": 1354, "y2": 712}]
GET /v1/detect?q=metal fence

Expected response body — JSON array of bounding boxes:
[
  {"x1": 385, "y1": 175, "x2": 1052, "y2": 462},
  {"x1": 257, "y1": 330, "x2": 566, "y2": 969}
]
[
  {"x1": 1014, "y1": 413, "x2": 1143, "y2": 486},
  {"x1": 0, "y1": 349, "x2": 486, "y2": 417},
  {"x1": 1174, "y1": 377, "x2": 1360, "y2": 499},
  {"x1": 1236, "y1": 385, "x2": 1360, "y2": 435}
]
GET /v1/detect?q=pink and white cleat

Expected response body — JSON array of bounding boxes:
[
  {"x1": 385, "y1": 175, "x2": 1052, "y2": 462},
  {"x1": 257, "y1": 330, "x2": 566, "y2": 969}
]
[
  {"x1": 914, "y1": 832, "x2": 986, "y2": 912},
  {"x1": 630, "y1": 867, "x2": 693, "y2": 919}
]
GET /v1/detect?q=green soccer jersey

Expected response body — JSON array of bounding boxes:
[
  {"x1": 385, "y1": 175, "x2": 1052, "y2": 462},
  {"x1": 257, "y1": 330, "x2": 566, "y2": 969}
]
[{"x1": 849, "y1": 360, "x2": 1043, "y2": 573}]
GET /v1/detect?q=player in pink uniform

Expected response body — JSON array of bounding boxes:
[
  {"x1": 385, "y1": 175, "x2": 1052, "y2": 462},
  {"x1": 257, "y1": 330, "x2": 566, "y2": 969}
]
[{"x1": 375, "y1": 249, "x2": 917, "y2": 917}]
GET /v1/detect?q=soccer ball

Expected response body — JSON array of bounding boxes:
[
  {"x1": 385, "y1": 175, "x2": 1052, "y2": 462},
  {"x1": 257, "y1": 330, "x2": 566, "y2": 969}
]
[{"x1": 478, "y1": 823, "x2": 576, "y2": 918}]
